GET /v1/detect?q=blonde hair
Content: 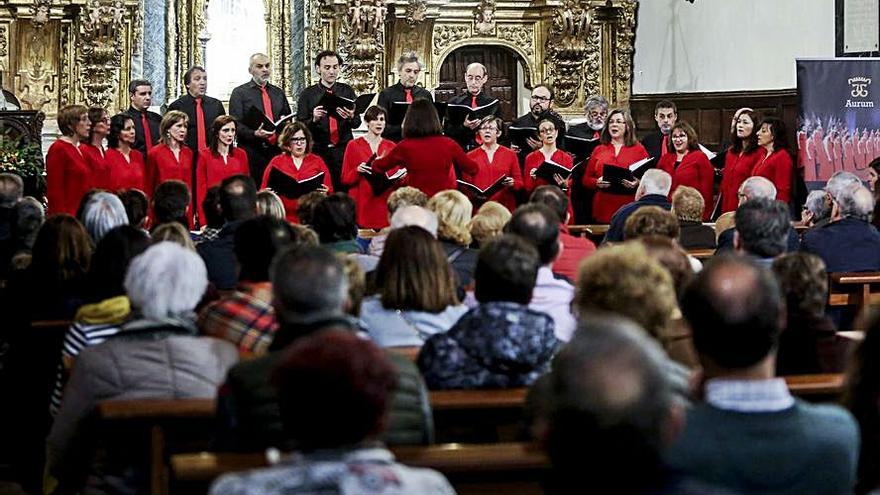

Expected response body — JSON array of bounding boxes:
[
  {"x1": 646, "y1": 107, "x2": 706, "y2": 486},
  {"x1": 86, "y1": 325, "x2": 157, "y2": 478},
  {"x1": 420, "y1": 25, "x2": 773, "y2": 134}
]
[
  {"x1": 671, "y1": 185, "x2": 705, "y2": 223},
  {"x1": 256, "y1": 189, "x2": 286, "y2": 220},
  {"x1": 160, "y1": 110, "x2": 189, "y2": 146},
  {"x1": 427, "y1": 189, "x2": 473, "y2": 246},
  {"x1": 151, "y1": 221, "x2": 195, "y2": 251},
  {"x1": 469, "y1": 201, "x2": 511, "y2": 247},
  {"x1": 387, "y1": 186, "x2": 428, "y2": 214}
]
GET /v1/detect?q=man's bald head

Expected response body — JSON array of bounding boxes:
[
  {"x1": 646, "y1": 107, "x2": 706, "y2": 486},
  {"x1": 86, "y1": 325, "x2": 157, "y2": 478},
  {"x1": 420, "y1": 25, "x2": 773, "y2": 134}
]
[{"x1": 738, "y1": 176, "x2": 776, "y2": 204}]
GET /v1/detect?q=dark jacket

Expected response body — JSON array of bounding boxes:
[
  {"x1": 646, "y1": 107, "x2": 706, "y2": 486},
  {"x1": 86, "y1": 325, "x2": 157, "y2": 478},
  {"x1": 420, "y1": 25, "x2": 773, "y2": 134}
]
[
  {"x1": 296, "y1": 82, "x2": 361, "y2": 151},
  {"x1": 443, "y1": 91, "x2": 499, "y2": 152},
  {"x1": 641, "y1": 130, "x2": 666, "y2": 161},
  {"x1": 228, "y1": 80, "x2": 292, "y2": 179},
  {"x1": 215, "y1": 315, "x2": 433, "y2": 451},
  {"x1": 678, "y1": 220, "x2": 717, "y2": 249},
  {"x1": 197, "y1": 220, "x2": 244, "y2": 291},
  {"x1": 376, "y1": 82, "x2": 433, "y2": 142},
  {"x1": 417, "y1": 301, "x2": 558, "y2": 389},
  {"x1": 123, "y1": 106, "x2": 162, "y2": 156},
  {"x1": 604, "y1": 194, "x2": 671, "y2": 243},
  {"x1": 801, "y1": 217, "x2": 880, "y2": 272},
  {"x1": 440, "y1": 240, "x2": 478, "y2": 294},
  {"x1": 509, "y1": 110, "x2": 567, "y2": 164},
  {"x1": 167, "y1": 93, "x2": 226, "y2": 154}
]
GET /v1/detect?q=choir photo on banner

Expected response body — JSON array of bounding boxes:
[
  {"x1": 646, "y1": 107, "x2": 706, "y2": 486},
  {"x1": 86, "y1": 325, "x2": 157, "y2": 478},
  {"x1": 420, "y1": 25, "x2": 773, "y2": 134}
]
[{"x1": 9, "y1": 24, "x2": 880, "y2": 495}]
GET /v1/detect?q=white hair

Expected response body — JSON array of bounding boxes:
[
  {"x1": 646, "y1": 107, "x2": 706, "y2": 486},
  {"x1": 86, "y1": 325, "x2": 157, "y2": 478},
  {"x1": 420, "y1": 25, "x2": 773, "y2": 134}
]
[
  {"x1": 739, "y1": 176, "x2": 776, "y2": 200},
  {"x1": 639, "y1": 169, "x2": 672, "y2": 196},
  {"x1": 83, "y1": 192, "x2": 129, "y2": 243},
  {"x1": 836, "y1": 183, "x2": 875, "y2": 220},
  {"x1": 124, "y1": 241, "x2": 207, "y2": 319},
  {"x1": 390, "y1": 205, "x2": 438, "y2": 237},
  {"x1": 825, "y1": 171, "x2": 863, "y2": 203}
]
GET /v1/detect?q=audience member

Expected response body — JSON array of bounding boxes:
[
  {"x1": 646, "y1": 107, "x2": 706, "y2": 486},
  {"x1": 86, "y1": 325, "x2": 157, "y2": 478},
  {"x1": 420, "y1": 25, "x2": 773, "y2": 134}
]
[
  {"x1": 468, "y1": 201, "x2": 510, "y2": 248},
  {"x1": 198, "y1": 216, "x2": 296, "y2": 354},
  {"x1": 734, "y1": 197, "x2": 790, "y2": 266},
  {"x1": 427, "y1": 190, "x2": 478, "y2": 293},
  {"x1": 668, "y1": 255, "x2": 859, "y2": 495},
  {"x1": 0, "y1": 172, "x2": 23, "y2": 276},
  {"x1": 529, "y1": 185, "x2": 596, "y2": 281},
  {"x1": 81, "y1": 191, "x2": 128, "y2": 244},
  {"x1": 844, "y1": 305, "x2": 880, "y2": 493},
  {"x1": 311, "y1": 192, "x2": 360, "y2": 253},
  {"x1": 197, "y1": 175, "x2": 258, "y2": 290},
  {"x1": 46, "y1": 242, "x2": 239, "y2": 495},
  {"x1": 801, "y1": 189, "x2": 831, "y2": 228},
  {"x1": 367, "y1": 186, "x2": 428, "y2": 256},
  {"x1": 802, "y1": 183, "x2": 880, "y2": 272},
  {"x1": 294, "y1": 190, "x2": 324, "y2": 227},
  {"x1": 151, "y1": 179, "x2": 191, "y2": 229},
  {"x1": 210, "y1": 331, "x2": 453, "y2": 495},
  {"x1": 360, "y1": 226, "x2": 466, "y2": 347},
  {"x1": 624, "y1": 206, "x2": 680, "y2": 241},
  {"x1": 637, "y1": 235, "x2": 695, "y2": 300},
  {"x1": 672, "y1": 185, "x2": 715, "y2": 249},
  {"x1": 505, "y1": 204, "x2": 576, "y2": 342},
  {"x1": 196, "y1": 185, "x2": 223, "y2": 242},
  {"x1": 151, "y1": 222, "x2": 195, "y2": 250},
  {"x1": 8, "y1": 197, "x2": 44, "y2": 271},
  {"x1": 604, "y1": 169, "x2": 672, "y2": 243},
  {"x1": 216, "y1": 245, "x2": 432, "y2": 450},
  {"x1": 255, "y1": 189, "x2": 285, "y2": 220},
  {"x1": 418, "y1": 235, "x2": 557, "y2": 389},
  {"x1": 117, "y1": 188, "x2": 148, "y2": 231},
  {"x1": 771, "y1": 253, "x2": 848, "y2": 375}
]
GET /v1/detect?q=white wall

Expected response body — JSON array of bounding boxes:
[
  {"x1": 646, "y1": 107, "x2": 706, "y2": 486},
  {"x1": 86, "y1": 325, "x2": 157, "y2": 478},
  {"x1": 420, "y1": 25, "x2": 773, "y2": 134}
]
[{"x1": 632, "y1": 0, "x2": 835, "y2": 94}]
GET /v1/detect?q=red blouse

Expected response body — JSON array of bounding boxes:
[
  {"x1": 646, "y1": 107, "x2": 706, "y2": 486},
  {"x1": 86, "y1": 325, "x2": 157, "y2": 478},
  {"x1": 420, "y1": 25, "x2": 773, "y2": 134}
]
[
  {"x1": 463, "y1": 145, "x2": 522, "y2": 212},
  {"x1": 372, "y1": 135, "x2": 478, "y2": 198},
  {"x1": 341, "y1": 137, "x2": 397, "y2": 229},
  {"x1": 145, "y1": 143, "x2": 194, "y2": 196},
  {"x1": 582, "y1": 142, "x2": 650, "y2": 223},
  {"x1": 46, "y1": 139, "x2": 93, "y2": 216},
  {"x1": 719, "y1": 148, "x2": 762, "y2": 213},
  {"x1": 196, "y1": 147, "x2": 250, "y2": 225},
  {"x1": 105, "y1": 148, "x2": 146, "y2": 193},
  {"x1": 260, "y1": 153, "x2": 333, "y2": 224},
  {"x1": 657, "y1": 150, "x2": 715, "y2": 220},
  {"x1": 752, "y1": 149, "x2": 793, "y2": 203},
  {"x1": 80, "y1": 143, "x2": 111, "y2": 190}
]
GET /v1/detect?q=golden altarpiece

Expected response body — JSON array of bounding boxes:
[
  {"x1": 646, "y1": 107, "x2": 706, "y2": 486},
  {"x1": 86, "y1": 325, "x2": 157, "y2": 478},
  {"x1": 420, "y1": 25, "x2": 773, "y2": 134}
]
[{"x1": 0, "y1": 0, "x2": 636, "y2": 124}]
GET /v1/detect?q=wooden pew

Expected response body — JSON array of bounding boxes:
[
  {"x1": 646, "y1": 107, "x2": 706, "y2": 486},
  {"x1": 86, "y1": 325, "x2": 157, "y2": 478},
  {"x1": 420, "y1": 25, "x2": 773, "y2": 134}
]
[
  {"x1": 170, "y1": 442, "x2": 549, "y2": 495},
  {"x1": 827, "y1": 272, "x2": 880, "y2": 308},
  {"x1": 687, "y1": 248, "x2": 715, "y2": 260}
]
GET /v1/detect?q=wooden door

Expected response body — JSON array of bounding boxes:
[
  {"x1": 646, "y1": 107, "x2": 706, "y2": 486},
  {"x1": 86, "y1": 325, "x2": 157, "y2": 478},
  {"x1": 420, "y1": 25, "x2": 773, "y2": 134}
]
[{"x1": 436, "y1": 46, "x2": 519, "y2": 121}]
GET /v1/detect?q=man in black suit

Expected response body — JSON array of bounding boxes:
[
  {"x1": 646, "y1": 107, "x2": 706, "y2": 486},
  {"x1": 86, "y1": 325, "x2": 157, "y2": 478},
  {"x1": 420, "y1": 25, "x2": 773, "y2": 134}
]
[
  {"x1": 640, "y1": 99, "x2": 677, "y2": 161},
  {"x1": 802, "y1": 183, "x2": 880, "y2": 272},
  {"x1": 168, "y1": 66, "x2": 226, "y2": 155},
  {"x1": 123, "y1": 79, "x2": 161, "y2": 156},
  {"x1": 443, "y1": 62, "x2": 500, "y2": 152},
  {"x1": 296, "y1": 50, "x2": 361, "y2": 191},
  {"x1": 567, "y1": 94, "x2": 608, "y2": 223},
  {"x1": 229, "y1": 53, "x2": 292, "y2": 182},
  {"x1": 377, "y1": 52, "x2": 433, "y2": 142},
  {"x1": 509, "y1": 84, "x2": 567, "y2": 165}
]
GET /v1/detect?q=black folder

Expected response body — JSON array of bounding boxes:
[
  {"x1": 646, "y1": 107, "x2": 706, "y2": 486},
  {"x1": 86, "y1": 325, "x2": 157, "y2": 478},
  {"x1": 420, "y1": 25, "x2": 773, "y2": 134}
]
[
  {"x1": 534, "y1": 160, "x2": 581, "y2": 184},
  {"x1": 508, "y1": 126, "x2": 539, "y2": 151},
  {"x1": 267, "y1": 168, "x2": 325, "y2": 199},
  {"x1": 565, "y1": 134, "x2": 601, "y2": 161},
  {"x1": 445, "y1": 100, "x2": 499, "y2": 126},
  {"x1": 318, "y1": 92, "x2": 373, "y2": 116},
  {"x1": 242, "y1": 106, "x2": 295, "y2": 132},
  {"x1": 360, "y1": 154, "x2": 407, "y2": 195},
  {"x1": 457, "y1": 175, "x2": 509, "y2": 200}
]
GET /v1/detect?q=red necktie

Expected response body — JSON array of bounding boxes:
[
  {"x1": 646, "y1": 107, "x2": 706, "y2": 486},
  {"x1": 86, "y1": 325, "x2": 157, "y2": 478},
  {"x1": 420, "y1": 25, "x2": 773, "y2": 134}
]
[
  {"x1": 471, "y1": 96, "x2": 478, "y2": 108},
  {"x1": 661, "y1": 135, "x2": 669, "y2": 157},
  {"x1": 405, "y1": 89, "x2": 413, "y2": 103},
  {"x1": 195, "y1": 97, "x2": 207, "y2": 151},
  {"x1": 260, "y1": 85, "x2": 277, "y2": 145},
  {"x1": 594, "y1": 131, "x2": 600, "y2": 139},
  {"x1": 141, "y1": 113, "x2": 153, "y2": 152},
  {"x1": 326, "y1": 89, "x2": 339, "y2": 145}
]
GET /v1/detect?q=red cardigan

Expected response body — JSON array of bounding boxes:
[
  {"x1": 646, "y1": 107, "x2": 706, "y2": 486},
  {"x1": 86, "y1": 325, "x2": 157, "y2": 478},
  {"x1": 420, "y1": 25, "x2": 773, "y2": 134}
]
[
  {"x1": 80, "y1": 143, "x2": 111, "y2": 190},
  {"x1": 752, "y1": 149, "x2": 793, "y2": 203},
  {"x1": 372, "y1": 135, "x2": 478, "y2": 197},
  {"x1": 341, "y1": 137, "x2": 397, "y2": 229},
  {"x1": 145, "y1": 143, "x2": 194, "y2": 196},
  {"x1": 657, "y1": 150, "x2": 715, "y2": 220},
  {"x1": 719, "y1": 148, "x2": 762, "y2": 213},
  {"x1": 582, "y1": 142, "x2": 650, "y2": 223},
  {"x1": 105, "y1": 148, "x2": 146, "y2": 193},
  {"x1": 196, "y1": 147, "x2": 250, "y2": 225},
  {"x1": 260, "y1": 153, "x2": 333, "y2": 224},
  {"x1": 46, "y1": 139, "x2": 93, "y2": 216},
  {"x1": 463, "y1": 145, "x2": 523, "y2": 212}
]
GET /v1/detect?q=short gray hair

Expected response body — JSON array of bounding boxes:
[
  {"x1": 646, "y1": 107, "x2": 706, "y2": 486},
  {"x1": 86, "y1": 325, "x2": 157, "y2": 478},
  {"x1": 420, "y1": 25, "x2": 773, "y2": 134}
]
[
  {"x1": 396, "y1": 52, "x2": 423, "y2": 72},
  {"x1": 0, "y1": 173, "x2": 23, "y2": 208},
  {"x1": 826, "y1": 171, "x2": 863, "y2": 203},
  {"x1": 584, "y1": 94, "x2": 609, "y2": 113},
  {"x1": 836, "y1": 183, "x2": 874, "y2": 221},
  {"x1": 640, "y1": 169, "x2": 672, "y2": 196},
  {"x1": 739, "y1": 176, "x2": 776, "y2": 200},
  {"x1": 390, "y1": 205, "x2": 438, "y2": 237},
  {"x1": 271, "y1": 245, "x2": 348, "y2": 324},
  {"x1": 804, "y1": 190, "x2": 831, "y2": 222},
  {"x1": 83, "y1": 192, "x2": 129, "y2": 243},
  {"x1": 13, "y1": 196, "x2": 44, "y2": 250},
  {"x1": 124, "y1": 241, "x2": 208, "y2": 319}
]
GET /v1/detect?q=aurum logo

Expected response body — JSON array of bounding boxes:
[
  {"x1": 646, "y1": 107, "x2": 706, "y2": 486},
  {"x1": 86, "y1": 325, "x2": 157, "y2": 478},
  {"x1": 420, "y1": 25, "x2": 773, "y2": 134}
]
[{"x1": 847, "y1": 77, "x2": 874, "y2": 108}]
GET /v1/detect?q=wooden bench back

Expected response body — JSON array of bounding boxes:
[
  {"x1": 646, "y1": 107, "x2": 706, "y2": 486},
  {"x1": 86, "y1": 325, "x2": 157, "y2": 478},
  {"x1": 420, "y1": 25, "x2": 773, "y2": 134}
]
[{"x1": 828, "y1": 272, "x2": 880, "y2": 308}]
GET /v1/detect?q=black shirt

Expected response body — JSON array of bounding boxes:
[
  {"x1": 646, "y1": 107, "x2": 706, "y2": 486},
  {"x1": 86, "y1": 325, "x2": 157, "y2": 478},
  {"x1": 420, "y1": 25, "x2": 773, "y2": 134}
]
[
  {"x1": 123, "y1": 106, "x2": 161, "y2": 155},
  {"x1": 296, "y1": 82, "x2": 361, "y2": 150},
  {"x1": 376, "y1": 82, "x2": 433, "y2": 142},
  {"x1": 167, "y1": 93, "x2": 226, "y2": 152},
  {"x1": 228, "y1": 80, "x2": 292, "y2": 147},
  {"x1": 443, "y1": 91, "x2": 500, "y2": 152}
]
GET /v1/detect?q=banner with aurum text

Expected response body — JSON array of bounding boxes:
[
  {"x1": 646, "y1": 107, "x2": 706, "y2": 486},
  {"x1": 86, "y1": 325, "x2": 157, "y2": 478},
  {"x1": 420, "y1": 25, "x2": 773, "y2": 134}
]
[{"x1": 796, "y1": 58, "x2": 880, "y2": 186}]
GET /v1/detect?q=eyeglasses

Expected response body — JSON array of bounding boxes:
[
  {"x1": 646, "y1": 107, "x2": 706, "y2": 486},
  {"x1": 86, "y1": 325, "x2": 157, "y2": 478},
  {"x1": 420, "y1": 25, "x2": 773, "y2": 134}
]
[
  {"x1": 290, "y1": 137, "x2": 307, "y2": 143},
  {"x1": 532, "y1": 95, "x2": 551, "y2": 102},
  {"x1": 539, "y1": 128, "x2": 556, "y2": 134}
]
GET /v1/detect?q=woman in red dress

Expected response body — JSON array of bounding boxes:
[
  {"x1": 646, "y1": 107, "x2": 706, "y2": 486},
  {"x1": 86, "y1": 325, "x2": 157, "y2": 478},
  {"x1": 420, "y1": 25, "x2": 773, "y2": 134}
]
[
  {"x1": 105, "y1": 114, "x2": 146, "y2": 192},
  {"x1": 81, "y1": 107, "x2": 111, "y2": 190},
  {"x1": 195, "y1": 115, "x2": 250, "y2": 226},
  {"x1": 46, "y1": 105, "x2": 93, "y2": 215},
  {"x1": 657, "y1": 121, "x2": 714, "y2": 220},
  {"x1": 145, "y1": 110, "x2": 193, "y2": 196},
  {"x1": 582, "y1": 108, "x2": 649, "y2": 223},
  {"x1": 523, "y1": 118, "x2": 574, "y2": 219},
  {"x1": 752, "y1": 116, "x2": 794, "y2": 204},
  {"x1": 719, "y1": 108, "x2": 762, "y2": 213},
  {"x1": 341, "y1": 106, "x2": 397, "y2": 229},
  {"x1": 463, "y1": 116, "x2": 521, "y2": 212},
  {"x1": 261, "y1": 121, "x2": 332, "y2": 224},
  {"x1": 373, "y1": 98, "x2": 478, "y2": 197}
]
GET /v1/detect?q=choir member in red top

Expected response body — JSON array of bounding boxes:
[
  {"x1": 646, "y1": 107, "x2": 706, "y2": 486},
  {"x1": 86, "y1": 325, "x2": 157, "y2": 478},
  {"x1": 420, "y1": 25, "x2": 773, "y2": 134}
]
[
  {"x1": 752, "y1": 116, "x2": 794, "y2": 204},
  {"x1": 261, "y1": 121, "x2": 332, "y2": 224},
  {"x1": 582, "y1": 108, "x2": 649, "y2": 223},
  {"x1": 372, "y1": 98, "x2": 478, "y2": 197},
  {"x1": 524, "y1": 118, "x2": 574, "y2": 192},
  {"x1": 463, "y1": 117, "x2": 521, "y2": 212},
  {"x1": 720, "y1": 108, "x2": 762, "y2": 214},
  {"x1": 341, "y1": 106, "x2": 398, "y2": 229},
  {"x1": 656, "y1": 122, "x2": 714, "y2": 220},
  {"x1": 46, "y1": 105, "x2": 93, "y2": 215},
  {"x1": 80, "y1": 107, "x2": 112, "y2": 190},
  {"x1": 196, "y1": 115, "x2": 250, "y2": 225},
  {"x1": 145, "y1": 110, "x2": 194, "y2": 196},
  {"x1": 105, "y1": 114, "x2": 146, "y2": 192}
]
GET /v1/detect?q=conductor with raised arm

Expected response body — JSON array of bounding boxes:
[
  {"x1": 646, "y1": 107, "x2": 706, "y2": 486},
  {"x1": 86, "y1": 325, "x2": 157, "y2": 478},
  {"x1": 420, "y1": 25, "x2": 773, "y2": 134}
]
[
  {"x1": 377, "y1": 52, "x2": 433, "y2": 142},
  {"x1": 228, "y1": 53, "x2": 292, "y2": 181},
  {"x1": 296, "y1": 50, "x2": 361, "y2": 191},
  {"x1": 443, "y1": 62, "x2": 499, "y2": 152}
]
